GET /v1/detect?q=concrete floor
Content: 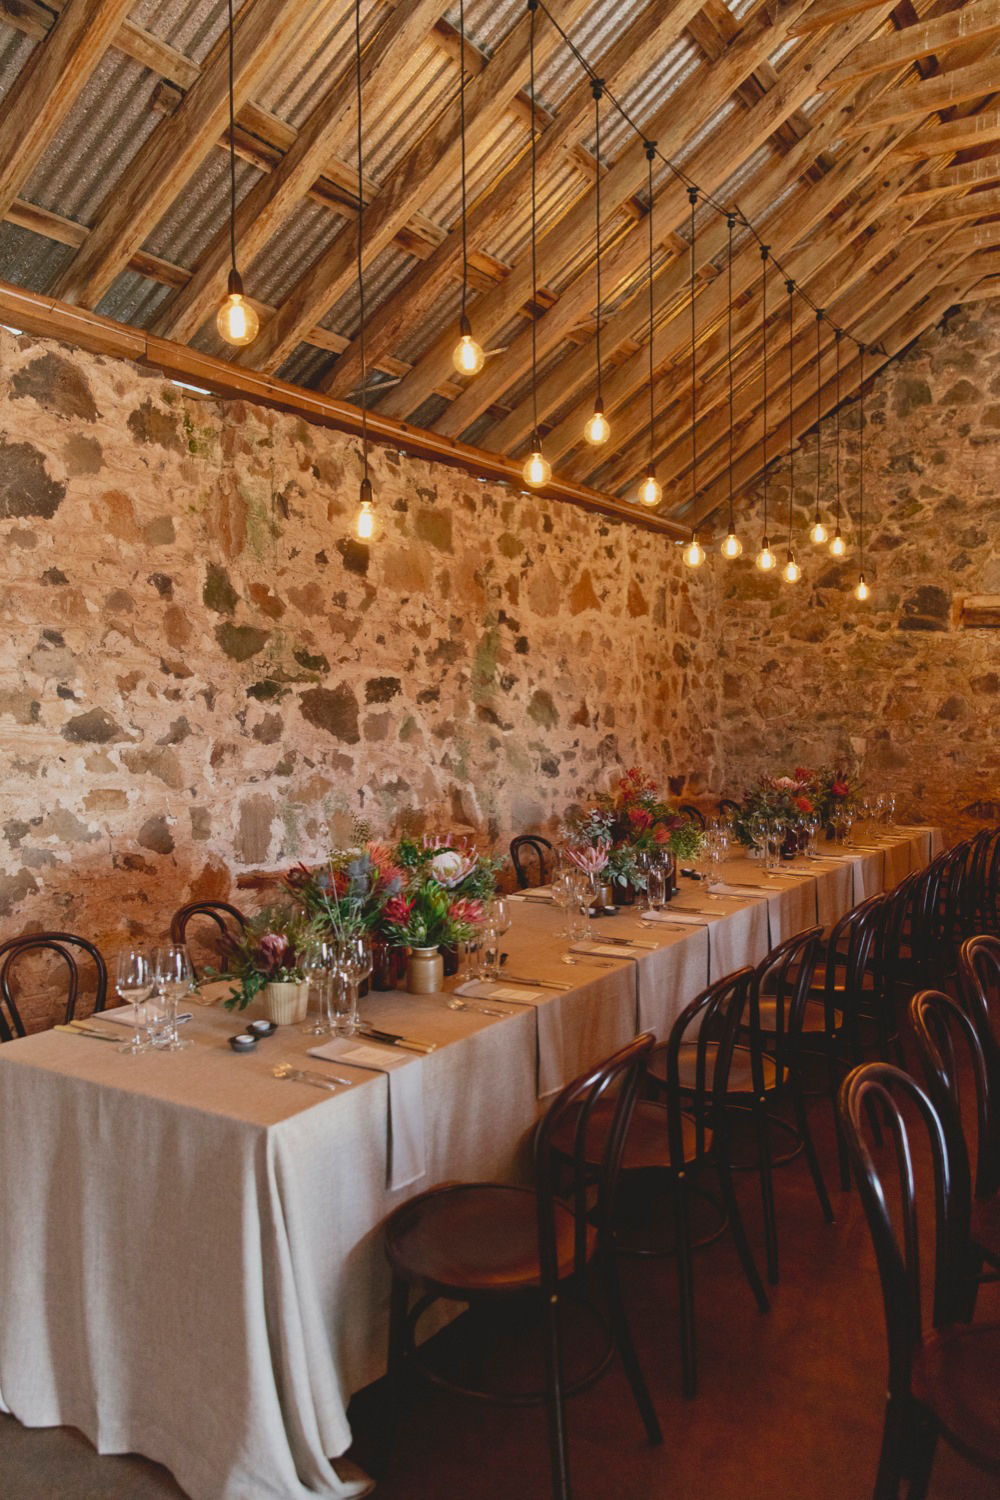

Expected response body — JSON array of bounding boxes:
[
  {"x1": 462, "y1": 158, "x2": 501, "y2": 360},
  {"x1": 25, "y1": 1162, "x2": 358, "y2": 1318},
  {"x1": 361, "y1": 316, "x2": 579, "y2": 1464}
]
[{"x1": 1, "y1": 1092, "x2": 995, "y2": 1500}]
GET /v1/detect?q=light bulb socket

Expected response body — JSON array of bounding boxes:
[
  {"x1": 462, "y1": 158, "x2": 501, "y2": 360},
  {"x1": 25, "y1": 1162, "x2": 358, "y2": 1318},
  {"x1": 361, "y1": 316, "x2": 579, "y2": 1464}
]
[
  {"x1": 359, "y1": 475, "x2": 373, "y2": 504},
  {"x1": 227, "y1": 268, "x2": 244, "y2": 298},
  {"x1": 459, "y1": 312, "x2": 472, "y2": 339},
  {"x1": 593, "y1": 395, "x2": 605, "y2": 417}
]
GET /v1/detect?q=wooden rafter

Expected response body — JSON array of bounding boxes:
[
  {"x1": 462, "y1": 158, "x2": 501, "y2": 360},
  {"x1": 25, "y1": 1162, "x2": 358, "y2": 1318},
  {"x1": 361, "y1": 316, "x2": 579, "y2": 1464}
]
[
  {"x1": 51, "y1": 0, "x2": 329, "y2": 309},
  {"x1": 892, "y1": 108, "x2": 1000, "y2": 156},
  {"x1": 819, "y1": 0, "x2": 1000, "y2": 89},
  {"x1": 845, "y1": 55, "x2": 1000, "y2": 132},
  {"x1": 899, "y1": 151, "x2": 1000, "y2": 201},
  {"x1": 237, "y1": 0, "x2": 595, "y2": 374},
  {"x1": 0, "y1": 0, "x2": 135, "y2": 224}
]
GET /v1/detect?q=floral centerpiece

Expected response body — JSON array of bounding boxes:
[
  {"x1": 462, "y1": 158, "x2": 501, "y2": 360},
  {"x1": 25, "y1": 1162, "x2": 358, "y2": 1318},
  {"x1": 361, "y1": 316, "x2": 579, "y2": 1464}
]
[
  {"x1": 564, "y1": 767, "x2": 701, "y2": 899},
  {"x1": 287, "y1": 839, "x2": 406, "y2": 939},
  {"x1": 731, "y1": 764, "x2": 860, "y2": 847},
  {"x1": 209, "y1": 905, "x2": 317, "y2": 1023}
]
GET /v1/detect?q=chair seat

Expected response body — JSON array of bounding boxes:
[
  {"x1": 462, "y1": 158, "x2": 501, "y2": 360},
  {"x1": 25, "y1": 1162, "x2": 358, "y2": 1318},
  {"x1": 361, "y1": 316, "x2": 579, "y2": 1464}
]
[
  {"x1": 759, "y1": 997, "x2": 841, "y2": 1034},
  {"x1": 648, "y1": 1042, "x2": 777, "y2": 1096},
  {"x1": 384, "y1": 1183, "x2": 591, "y2": 1298},
  {"x1": 972, "y1": 1196, "x2": 1000, "y2": 1268},
  {"x1": 549, "y1": 1097, "x2": 708, "y2": 1173},
  {"x1": 911, "y1": 1322, "x2": 1000, "y2": 1474}
]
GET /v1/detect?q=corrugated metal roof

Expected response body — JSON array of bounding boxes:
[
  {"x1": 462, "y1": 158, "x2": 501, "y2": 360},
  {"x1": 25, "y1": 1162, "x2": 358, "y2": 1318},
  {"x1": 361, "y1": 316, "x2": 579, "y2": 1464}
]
[{"x1": 0, "y1": 0, "x2": 975, "y2": 519}]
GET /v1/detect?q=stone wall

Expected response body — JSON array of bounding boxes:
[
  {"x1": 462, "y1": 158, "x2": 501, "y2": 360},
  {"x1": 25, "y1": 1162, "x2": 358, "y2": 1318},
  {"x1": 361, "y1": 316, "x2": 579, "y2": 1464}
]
[
  {"x1": 0, "y1": 326, "x2": 719, "y2": 1008},
  {"x1": 717, "y1": 301, "x2": 1000, "y2": 841}
]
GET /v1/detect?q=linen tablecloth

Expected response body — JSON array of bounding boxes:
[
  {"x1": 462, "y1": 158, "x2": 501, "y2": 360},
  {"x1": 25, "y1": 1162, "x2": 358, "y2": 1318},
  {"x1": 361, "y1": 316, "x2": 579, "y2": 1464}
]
[{"x1": 0, "y1": 824, "x2": 939, "y2": 1500}]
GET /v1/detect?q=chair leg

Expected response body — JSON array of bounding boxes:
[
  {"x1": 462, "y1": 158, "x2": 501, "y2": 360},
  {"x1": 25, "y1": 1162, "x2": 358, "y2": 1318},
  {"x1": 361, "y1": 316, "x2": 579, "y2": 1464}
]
[
  {"x1": 379, "y1": 1273, "x2": 410, "y2": 1479},
  {"x1": 599, "y1": 1251, "x2": 662, "y2": 1446},
  {"x1": 543, "y1": 1289, "x2": 571, "y2": 1500},
  {"x1": 791, "y1": 1077, "x2": 834, "y2": 1224},
  {"x1": 671, "y1": 1170, "x2": 698, "y2": 1399},
  {"x1": 826, "y1": 1031, "x2": 851, "y2": 1191},
  {"x1": 873, "y1": 1396, "x2": 907, "y2": 1500},
  {"x1": 715, "y1": 1139, "x2": 770, "y2": 1316},
  {"x1": 904, "y1": 1419, "x2": 938, "y2": 1500},
  {"x1": 752, "y1": 1097, "x2": 779, "y2": 1284}
]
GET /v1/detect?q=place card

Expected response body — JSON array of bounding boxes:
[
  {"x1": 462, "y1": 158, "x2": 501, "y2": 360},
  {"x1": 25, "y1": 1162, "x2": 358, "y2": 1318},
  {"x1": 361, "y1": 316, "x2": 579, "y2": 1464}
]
[
  {"x1": 569, "y1": 943, "x2": 640, "y2": 957},
  {"x1": 455, "y1": 980, "x2": 546, "y2": 1003}
]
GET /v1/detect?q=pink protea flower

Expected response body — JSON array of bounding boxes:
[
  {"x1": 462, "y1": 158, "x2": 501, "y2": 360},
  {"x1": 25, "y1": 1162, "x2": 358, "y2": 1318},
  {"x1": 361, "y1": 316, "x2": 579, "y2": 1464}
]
[
  {"x1": 383, "y1": 894, "x2": 414, "y2": 925},
  {"x1": 448, "y1": 897, "x2": 483, "y2": 927},
  {"x1": 567, "y1": 840, "x2": 610, "y2": 877}
]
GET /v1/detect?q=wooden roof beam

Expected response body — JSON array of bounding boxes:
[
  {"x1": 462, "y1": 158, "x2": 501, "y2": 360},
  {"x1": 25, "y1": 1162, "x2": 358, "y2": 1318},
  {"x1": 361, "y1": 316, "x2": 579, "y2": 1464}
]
[
  {"x1": 908, "y1": 185, "x2": 1000, "y2": 226},
  {"x1": 891, "y1": 108, "x2": 1000, "y2": 157},
  {"x1": 319, "y1": 0, "x2": 707, "y2": 401},
  {"x1": 418, "y1": 0, "x2": 902, "y2": 443},
  {"x1": 236, "y1": 0, "x2": 594, "y2": 374},
  {"x1": 819, "y1": 0, "x2": 1000, "y2": 89},
  {"x1": 51, "y1": 0, "x2": 329, "y2": 310},
  {"x1": 151, "y1": 0, "x2": 445, "y2": 345},
  {"x1": 790, "y1": 0, "x2": 917, "y2": 37},
  {"x1": 374, "y1": 0, "x2": 824, "y2": 423},
  {"x1": 0, "y1": 0, "x2": 136, "y2": 224},
  {"x1": 899, "y1": 151, "x2": 1000, "y2": 200},
  {"x1": 845, "y1": 55, "x2": 1000, "y2": 133}
]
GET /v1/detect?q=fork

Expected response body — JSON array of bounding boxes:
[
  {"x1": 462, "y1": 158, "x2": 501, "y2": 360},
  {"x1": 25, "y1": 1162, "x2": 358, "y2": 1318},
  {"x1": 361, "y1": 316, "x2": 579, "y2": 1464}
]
[
  {"x1": 447, "y1": 998, "x2": 512, "y2": 1017},
  {"x1": 273, "y1": 1062, "x2": 352, "y2": 1090},
  {"x1": 560, "y1": 956, "x2": 615, "y2": 969}
]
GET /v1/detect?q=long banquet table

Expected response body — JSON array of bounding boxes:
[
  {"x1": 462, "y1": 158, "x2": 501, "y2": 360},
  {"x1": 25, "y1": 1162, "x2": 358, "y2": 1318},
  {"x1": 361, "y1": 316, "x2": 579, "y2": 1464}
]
[{"x1": 0, "y1": 825, "x2": 942, "y2": 1500}]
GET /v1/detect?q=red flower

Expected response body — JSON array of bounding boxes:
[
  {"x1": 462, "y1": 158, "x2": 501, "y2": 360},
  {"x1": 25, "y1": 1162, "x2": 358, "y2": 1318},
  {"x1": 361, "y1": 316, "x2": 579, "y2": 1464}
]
[
  {"x1": 832, "y1": 780, "x2": 849, "y2": 799},
  {"x1": 795, "y1": 796, "x2": 813, "y2": 814},
  {"x1": 627, "y1": 807, "x2": 653, "y2": 831},
  {"x1": 653, "y1": 824, "x2": 671, "y2": 845},
  {"x1": 793, "y1": 767, "x2": 814, "y2": 784},
  {"x1": 383, "y1": 895, "x2": 414, "y2": 925}
]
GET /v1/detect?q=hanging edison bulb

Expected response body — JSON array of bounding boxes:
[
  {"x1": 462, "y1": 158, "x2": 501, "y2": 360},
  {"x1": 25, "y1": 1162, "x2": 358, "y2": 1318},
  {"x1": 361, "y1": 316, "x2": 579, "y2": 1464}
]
[
  {"x1": 829, "y1": 527, "x2": 846, "y2": 557},
  {"x1": 782, "y1": 550, "x2": 801, "y2": 584},
  {"x1": 584, "y1": 396, "x2": 611, "y2": 446},
  {"x1": 637, "y1": 470, "x2": 662, "y2": 508},
  {"x1": 721, "y1": 525, "x2": 742, "y2": 559},
  {"x1": 809, "y1": 512, "x2": 828, "y2": 544},
  {"x1": 522, "y1": 434, "x2": 551, "y2": 489},
  {"x1": 855, "y1": 573, "x2": 870, "y2": 602},
  {"x1": 452, "y1": 313, "x2": 485, "y2": 376},
  {"x1": 756, "y1": 535, "x2": 776, "y2": 572},
  {"x1": 682, "y1": 532, "x2": 705, "y2": 568},
  {"x1": 355, "y1": 475, "x2": 376, "y2": 541},
  {"x1": 217, "y1": 269, "x2": 259, "y2": 347}
]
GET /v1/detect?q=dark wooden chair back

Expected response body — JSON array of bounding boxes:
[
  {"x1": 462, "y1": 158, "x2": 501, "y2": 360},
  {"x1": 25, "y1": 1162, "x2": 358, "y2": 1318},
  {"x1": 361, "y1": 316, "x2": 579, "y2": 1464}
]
[
  {"x1": 840, "y1": 1063, "x2": 973, "y2": 1391},
  {"x1": 534, "y1": 1032, "x2": 654, "y2": 1286},
  {"x1": 911, "y1": 989, "x2": 997, "y2": 1204},
  {"x1": 509, "y1": 835, "x2": 554, "y2": 890},
  {"x1": 817, "y1": 894, "x2": 884, "y2": 1037},
  {"x1": 169, "y1": 900, "x2": 246, "y2": 977},
  {"x1": 678, "y1": 802, "x2": 707, "y2": 828},
  {"x1": 959, "y1": 934, "x2": 1000, "y2": 1079},
  {"x1": 0, "y1": 932, "x2": 108, "y2": 1039},
  {"x1": 662, "y1": 967, "x2": 755, "y2": 1162},
  {"x1": 749, "y1": 927, "x2": 822, "y2": 1089}
]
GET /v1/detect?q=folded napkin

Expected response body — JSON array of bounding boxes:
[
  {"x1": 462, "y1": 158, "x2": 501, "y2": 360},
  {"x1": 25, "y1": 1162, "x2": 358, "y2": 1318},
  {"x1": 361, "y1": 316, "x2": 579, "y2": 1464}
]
[
  {"x1": 568, "y1": 942, "x2": 640, "y2": 958},
  {"x1": 308, "y1": 1038, "x2": 425, "y2": 1191},
  {"x1": 508, "y1": 889, "x2": 555, "y2": 903},
  {"x1": 98, "y1": 1004, "x2": 194, "y2": 1027},
  {"x1": 639, "y1": 910, "x2": 713, "y2": 927},
  {"x1": 712, "y1": 883, "x2": 770, "y2": 898},
  {"x1": 455, "y1": 979, "x2": 564, "y2": 1099}
]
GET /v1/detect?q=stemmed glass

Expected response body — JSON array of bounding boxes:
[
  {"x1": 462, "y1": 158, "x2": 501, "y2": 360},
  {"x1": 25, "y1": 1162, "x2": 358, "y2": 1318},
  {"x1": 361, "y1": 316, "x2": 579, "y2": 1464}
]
[
  {"x1": 115, "y1": 948, "x2": 155, "y2": 1055},
  {"x1": 302, "y1": 938, "x2": 335, "y2": 1036},
  {"x1": 152, "y1": 945, "x2": 193, "y2": 1051},
  {"x1": 486, "y1": 897, "x2": 511, "y2": 939},
  {"x1": 748, "y1": 813, "x2": 768, "y2": 864},
  {"x1": 333, "y1": 935, "x2": 371, "y2": 1036},
  {"x1": 646, "y1": 861, "x2": 666, "y2": 913},
  {"x1": 551, "y1": 870, "x2": 576, "y2": 939},
  {"x1": 478, "y1": 918, "x2": 502, "y2": 981}
]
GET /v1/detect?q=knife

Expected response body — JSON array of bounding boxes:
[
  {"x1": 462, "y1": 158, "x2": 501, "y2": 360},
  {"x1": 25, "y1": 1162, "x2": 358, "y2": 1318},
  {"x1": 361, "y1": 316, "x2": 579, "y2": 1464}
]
[
  {"x1": 590, "y1": 936, "x2": 658, "y2": 950},
  {"x1": 355, "y1": 1025, "x2": 436, "y2": 1054},
  {"x1": 500, "y1": 974, "x2": 570, "y2": 990},
  {"x1": 56, "y1": 1023, "x2": 120, "y2": 1043}
]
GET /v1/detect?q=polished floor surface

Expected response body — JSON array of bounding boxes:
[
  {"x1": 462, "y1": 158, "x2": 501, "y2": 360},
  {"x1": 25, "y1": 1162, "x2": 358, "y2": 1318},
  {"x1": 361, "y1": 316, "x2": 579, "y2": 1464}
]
[{"x1": 2, "y1": 1088, "x2": 995, "y2": 1500}]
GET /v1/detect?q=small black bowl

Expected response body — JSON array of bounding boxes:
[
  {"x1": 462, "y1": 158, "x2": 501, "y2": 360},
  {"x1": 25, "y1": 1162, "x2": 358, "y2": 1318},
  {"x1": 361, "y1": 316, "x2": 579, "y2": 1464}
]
[
  {"x1": 247, "y1": 1019, "x2": 277, "y2": 1038},
  {"x1": 229, "y1": 1033, "x2": 258, "y2": 1053}
]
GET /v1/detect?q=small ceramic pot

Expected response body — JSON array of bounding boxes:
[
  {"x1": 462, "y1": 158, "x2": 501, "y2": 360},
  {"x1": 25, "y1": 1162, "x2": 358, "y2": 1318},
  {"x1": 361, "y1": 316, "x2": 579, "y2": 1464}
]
[
  {"x1": 406, "y1": 946, "x2": 444, "y2": 995},
  {"x1": 261, "y1": 980, "x2": 310, "y2": 1026},
  {"x1": 596, "y1": 882, "x2": 615, "y2": 909}
]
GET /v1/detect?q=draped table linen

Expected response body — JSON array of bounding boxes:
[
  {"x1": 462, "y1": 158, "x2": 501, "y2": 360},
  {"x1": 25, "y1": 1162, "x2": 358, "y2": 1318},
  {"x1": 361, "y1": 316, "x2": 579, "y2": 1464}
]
[{"x1": 0, "y1": 824, "x2": 938, "y2": 1500}]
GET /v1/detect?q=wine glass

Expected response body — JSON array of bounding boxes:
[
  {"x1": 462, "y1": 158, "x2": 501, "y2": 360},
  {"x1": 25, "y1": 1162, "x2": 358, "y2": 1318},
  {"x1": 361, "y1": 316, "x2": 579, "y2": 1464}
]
[
  {"x1": 302, "y1": 937, "x2": 335, "y2": 1036},
  {"x1": 551, "y1": 870, "x2": 576, "y2": 939},
  {"x1": 646, "y1": 863, "x2": 666, "y2": 913},
  {"x1": 486, "y1": 897, "x2": 511, "y2": 937},
  {"x1": 115, "y1": 948, "x2": 154, "y2": 1055},
  {"x1": 333, "y1": 935, "x2": 371, "y2": 1036},
  {"x1": 152, "y1": 945, "x2": 193, "y2": 1051},
  {"x1": 478, "y1": 919, "x2": 502, "y2": 981}
]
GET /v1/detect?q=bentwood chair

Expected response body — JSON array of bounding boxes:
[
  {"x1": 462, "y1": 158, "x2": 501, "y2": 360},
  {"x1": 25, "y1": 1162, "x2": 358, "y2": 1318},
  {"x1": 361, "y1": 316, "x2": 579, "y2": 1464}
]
[
  {"x1": 910, "y1": 990, "x2": 1000, "y2": 1318},
  {"x1": 678, "y1": 802, "x2": 707, "y2": 828},
  {"x1": 383, "y1": 1034, "x2": 661, "y2": 1500},
  {"x1": 718, "y1": 798, "x2": 741, "y2": 818},
  {"x1": 510, "y1": 834, "x2": 555, "y2": 890},
  {"x1": 169, "y1": 899, "x2": 246, "y2": 977},
  {"x1": 552, "y1": 968, "x2": 768, "y2": 1398},
  {"x1": 840, "y1": 1062, "x2": 1000, "y2": 1499},
  {"x1": 960, "y1": 934, "x2": 1000, "y2": 1048},
  {"x1": 0, "y1": 932, "x2": 108, "y2": 1040}
]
